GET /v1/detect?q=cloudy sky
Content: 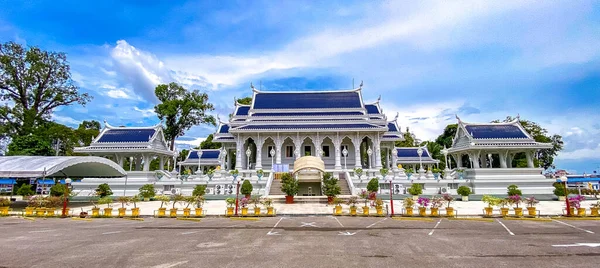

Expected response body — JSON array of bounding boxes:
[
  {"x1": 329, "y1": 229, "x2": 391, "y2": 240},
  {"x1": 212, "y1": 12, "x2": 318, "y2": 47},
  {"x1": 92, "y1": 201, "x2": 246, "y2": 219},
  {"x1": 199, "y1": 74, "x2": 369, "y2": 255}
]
[{"x1": 1, "y1": 1, "x2": 599, "y2": 173}]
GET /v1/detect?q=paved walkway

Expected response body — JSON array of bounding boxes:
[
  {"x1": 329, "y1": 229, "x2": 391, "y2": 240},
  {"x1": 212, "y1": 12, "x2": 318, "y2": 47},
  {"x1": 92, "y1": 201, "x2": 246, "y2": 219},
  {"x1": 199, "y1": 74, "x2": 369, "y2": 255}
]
[{"x1": 70, "y1": 199, "x2": 600, "y2": 217}]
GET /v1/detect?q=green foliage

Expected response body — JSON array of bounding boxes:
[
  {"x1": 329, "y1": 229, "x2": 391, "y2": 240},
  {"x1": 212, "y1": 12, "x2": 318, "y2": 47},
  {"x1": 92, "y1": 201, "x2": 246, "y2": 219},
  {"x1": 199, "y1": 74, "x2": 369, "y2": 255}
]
[
  {"x1": 131, "y1": 195, "x2": 140, "y2": 208},
  {"x1": 553, "y1": 183, "x2": 566, "y2": 197},
  {"x1": 138, "y1": 184, "x2": 156, "y2": 199},
  {"x1": 154, "y1": 82, "x2": 216, "y2": 150},
  {"x1": 230, "y1": 169, "x2": 239, "y2": 176},
  {"x1": 45, "y1": 196, "x2": 62, "y2": 208},
  {"x1": 98, "y1": 197, "x2": 113, "y2": 208},
  {"x1": 194, "y1": 196, "x2": 206, "y2": 208},
  {"x1": 116, "y1": 196, "x2": 131, "y2": 208},
  {"x1": 407, "y1": 184, "x2": 423, "y2": 196},
  {"x1": 379, "y1": 168, "x2": 389, "y2": 177},
  {"x1": 353, "y1": 168, "x2": 363, "y2": 177},
  {"x1": 16, "y1": 184, "x2": 34, "y2": 196},
  {"x1": 403, "y1": 197, "x2": 415, "y2": 208},
  {"x1": 434, "y1": 124, "x2": 458, "y2": 149},
  {"x1": 240, "y1": 180, "x2": 253, "y2": 195},
  {"x1": 396, "y1": 127, "x2": 418, "y2": 147},
  {"x1": 457, "y1": 186, "x2": 472, "y2": 196},
  {"x1": 49, "y1": 184, "x2": 67, "y2": 197},
  {"x1": 171, "y1": 194, "x2": 185, "y2": 209},
  {"x1": 0, "y1": 197, "x2": 11, "y2": 207},
  {"x1": 225, "y1": 197, "x2": 236, "y2": 208},
  {"x1": 507, "y1": 184, "x2": 522, "y2": 196},
  {"x1": 322, "y1": 173, "x2": 341, "y2": 197},
  {"x1": 7, "y1": 134, "x2": 54, "y2": 156},
  {"x1": 482, "y1": 195, "x2": 501, "y2": 208},
  {"x1": 199, "y1": 134, "x2": 221, "y2": 149},
  {"x1": 280, "y1": 173, "x2": 298, "y2": 196},
  {"x1": 366, "y1": 178, "x2": 379, "y2": 193},
  {"x1": 0, "y1": 41, "x2": 92, "y2": 137},
  {"x1": 192, "y1": 184, "x2": 207, "y2": 197},
  {"x1": 261, "y1": 197, "x2": 273, "y2": 208},
  {"x1": 95, "y1": 183, "x2": 113, "y2": 197},
  {"x1": 156, "y1": 195, "x2": 170, "y2": 208}
]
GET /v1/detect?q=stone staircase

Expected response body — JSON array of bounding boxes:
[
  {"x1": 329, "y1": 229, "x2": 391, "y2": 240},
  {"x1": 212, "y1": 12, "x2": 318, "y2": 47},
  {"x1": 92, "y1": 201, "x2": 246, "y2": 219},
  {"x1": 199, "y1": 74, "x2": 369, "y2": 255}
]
[
  {"x1": 337, "y1": 173, "x2": 352, "y2": 195},
  {"x1": 268, "y1": 178, "x2": 285, "y2": 195}
]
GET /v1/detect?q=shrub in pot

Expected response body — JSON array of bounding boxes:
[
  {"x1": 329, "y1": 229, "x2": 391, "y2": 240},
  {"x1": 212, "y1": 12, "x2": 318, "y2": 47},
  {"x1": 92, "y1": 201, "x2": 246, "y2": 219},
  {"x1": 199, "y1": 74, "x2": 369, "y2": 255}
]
[
  {"x1": 170, "y1": 194, "x2": 185, "y2": 217},
  {"x1": 498, "y1": 198, "x2": 510, "y2": 216},
  {"x1": 367, "y1": 178, "x2": 379, "y2": 197},
  {"x1": 353, "y1": 168, "x2": 363, "y2": 181},
  {"x1": 225, "y1": 197, "x2": 235, "y2": 216},
  {"x1": 192, "y1": 184, "x2": 207, "y2": 197},
  {"x1": 405, "y1": 168, "x2": 415, "y2": 180},
  {"x1": 183, "y1": 196, "x2": 195, "y2": 217},
  {"x1": 553, "y1": 183, "x2": 566, "y2": 201},
  {"x1": 403, "y1": 197, "x2": 415, "y2": 216},
  {"x1": 442, "y1": 194, "x2": 455, "y2": 216},
  {"x1": 194, "y1": 196, "x2": 206, "y2": 216},
  {"x1": 407, "y1": 184, "x2": 423, "y2": 201},
  {"x1": 524, "y1": 196, "x2": 539, "y2": 216},
  {"x1": 95, "y1": 183, "x2": 113, "y2": 198},
  {"x1": 482, "y1": 195, "x2": 500, "y2": 216},
  {"x1": 347, "y1": 196, "x2": 358, "y2": 216},
  {"x1": 240, "y1": 197, "x2": 250, "y2": 216},
  {"x1": 417, "y1": 197, "x2": 430, "y2": 217},
  {"x1": 507, "y1": 185, "x2": 522, "y2": 197},
  {"x1": 590, "y1": 201, "x2": 600, "y2": 217},
  {"x1": 380, "y1": 168, "x2": 389, "y2": 179},
  {"x1": 359, "y1": 190, "x2": 370, "y2": 215},
  {"x1": 156, "y1": 195, "x2": 170, "y2": 217},
  {"x1": 508, "y1": 195, "x2": 523, "y2": 216},
  {"x1": 430, "y1": 196, "x2": 443, "y2": 216},
  {"x1": 251, "y1": 196, "x2": 261, "y2": 216},
  {"x1": 261, "y1": 198, "x2": 274, "y2": 216},
  {"x1": 240, "y1": 180, "x2": 253, "y2": 198},
  {"x1": 116, "y1": 196, "x2": 131, "y2": 217},
  {"x1": 131, "y1": 195, "x2": 141, "y2": 217},
  {"x1": 0, "y1": 198, "x2": 11, "y2": 216},
  {"x1": 374, "y1": 198, "x2": 384, "y2": 216},
  {"x1": 98, "y1": 197, "x2": 113, "y2": 217},
  {"x1": 333, "y1": 197, "x2": 343, "y2": 215},
  {"x1": 322, "y1": 173, "x2": 341, "y2": 204},
  {"x1": 432, "y1": 168, "x2": 441, "y2": 180},
  {"x1": 457, "y1": 186, "x2": 471, "y2": 202},
  {"x1": 256, "y1": 169, "x2": 264, "y2": 180},
  {"x1": 280, "y1": 173, "x2": 298, "y2": 204},
  {"x1": 568, "y1": 195, "x2": 586, "y2": 216},
  {"x1": 139, "y1": 184, "x2": 156, "y2": 201},
  {"x1": 30, "y1": 195, "x2": 47, "y2": 216}
]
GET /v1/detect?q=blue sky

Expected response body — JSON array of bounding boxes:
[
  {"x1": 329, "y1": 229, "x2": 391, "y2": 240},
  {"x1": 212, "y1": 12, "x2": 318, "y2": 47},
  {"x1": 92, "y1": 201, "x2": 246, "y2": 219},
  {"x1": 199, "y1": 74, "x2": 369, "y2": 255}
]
[{"x1": 1, "y1": 1, "x2": 599, "y2": 173}]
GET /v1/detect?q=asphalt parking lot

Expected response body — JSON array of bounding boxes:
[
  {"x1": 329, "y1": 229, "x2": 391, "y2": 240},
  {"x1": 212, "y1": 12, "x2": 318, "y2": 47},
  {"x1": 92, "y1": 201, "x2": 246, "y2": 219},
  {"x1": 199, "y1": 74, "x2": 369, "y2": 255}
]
[{"x1": 1, "y1": 216, "x2": 600, "y2": 268}]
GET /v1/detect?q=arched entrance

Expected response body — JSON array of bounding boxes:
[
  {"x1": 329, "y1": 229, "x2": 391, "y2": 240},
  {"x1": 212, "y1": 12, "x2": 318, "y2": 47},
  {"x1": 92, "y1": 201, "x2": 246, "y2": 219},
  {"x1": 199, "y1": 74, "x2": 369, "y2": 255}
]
[{"x1": 293, "y1": 156, "x2": 325, "y2": 196}]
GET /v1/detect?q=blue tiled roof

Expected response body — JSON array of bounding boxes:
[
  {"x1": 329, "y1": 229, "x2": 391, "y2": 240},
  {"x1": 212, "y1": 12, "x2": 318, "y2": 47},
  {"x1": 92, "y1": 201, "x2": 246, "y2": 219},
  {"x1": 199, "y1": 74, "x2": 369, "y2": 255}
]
[
  {"x1": 235, "y1": 106, "x2": 250, "y2": 116},
  {"x1": 215, "y1": 137, "x2": 234, "y2": 140},
  {"x1": 388, "y1": 123, "x2": 398, "y2": 132},
  {"x1": 97, "y1": 129, "x2": 156, "y2": 143},
  {"x1": 383, "y1": 135, "x2": 401, "y2": 139},
  {"x1": 365, "y1": 104, "x2": 380, "y2": 114},
  {"x1": 219, "y1": 125, "x2": 230, "y2": 134},
  {"x1": 253, "y1": 91, "x2": 362, "y2": 109},
  {"x1": 252, "y1": 112, "x2": 363, "y2": 117},
  {"x1": 396, "y1": 148, "x2": 430, "y2": 158},
  {"x1": 188, "y1": 150, "x2": 221, "y2": 159},
  {"x1": 237, "y1": 124, "x2": 379, "y2": 130},
  {"x1": 465, "y1": 125, "x2": 528, "y2": 139}
]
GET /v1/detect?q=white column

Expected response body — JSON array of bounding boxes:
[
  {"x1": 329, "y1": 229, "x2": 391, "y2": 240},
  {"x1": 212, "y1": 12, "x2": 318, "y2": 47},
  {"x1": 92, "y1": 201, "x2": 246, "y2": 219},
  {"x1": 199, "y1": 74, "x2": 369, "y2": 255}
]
[
  {"x1": 159, "y1": 156, "x2": 164, "y2": 170},
  {"x1": 293, "y1": 136, "x2": 303, "y2": 160},
  {"x1": 352, "y1": 135, "x2": 362, "y2": 169},
  {"x1": 235, "y1": 137, "x2": 243, "y2": 170},
  {"x1": 479, "y1": 153, "x2": 487, "y2": 168},
  {"x1": 255, "y1": 137, "x2": 264, "y2": 169},
  {"x1": 470, "y1": 152, "x2": 480, "y2": 168},
  {"x1": 526, "y1": 151, "x2": 534, "y2": 168},
  {"x1": 391, "y1": 147, "x2": 398, "y2": 171},
  {"x1": 275, "y1": 136, "x2": 283, "y2": 165},
  {"x1": 499, "y1": 151, "x2": 507, "y2": 168},
  {"x1": 334, "y1": 136, "x2": 342, "y2": 170},
  {"x1": 375, "y1": 135, "x2": 382, "y2": 169},
  {"x1": 135, "y1": 155, "x2": 142, "y2": 171},
  {"x1": 143, "y1": 154, "x2": 151, "y2": 171},
  {"x1": 506, "y1": 153, "x2": 513, "y2": 168},
  {"x1": 314, "y1": 134, "x2": 323, "y2": 160}
]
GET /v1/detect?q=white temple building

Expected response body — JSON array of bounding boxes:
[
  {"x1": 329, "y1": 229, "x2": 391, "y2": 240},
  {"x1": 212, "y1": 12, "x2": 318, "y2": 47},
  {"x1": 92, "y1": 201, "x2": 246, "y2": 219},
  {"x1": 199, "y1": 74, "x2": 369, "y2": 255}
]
[{"x1": 72, "y1": 84, "x2": 555, "y2": 197}]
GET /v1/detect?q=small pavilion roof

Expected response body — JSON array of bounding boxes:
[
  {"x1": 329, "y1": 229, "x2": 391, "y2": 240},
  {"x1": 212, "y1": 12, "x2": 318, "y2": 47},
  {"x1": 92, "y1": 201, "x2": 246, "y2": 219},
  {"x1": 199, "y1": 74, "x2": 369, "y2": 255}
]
[
  {"x1": 74, "y1": 122, "x2": 173, "y2": 155},
  {"x1": 179, "y1": 149, "x2": 222, "y2": 166},
  {"x1": 395, "y1": 147, "x2": 439, "y2": 164}
]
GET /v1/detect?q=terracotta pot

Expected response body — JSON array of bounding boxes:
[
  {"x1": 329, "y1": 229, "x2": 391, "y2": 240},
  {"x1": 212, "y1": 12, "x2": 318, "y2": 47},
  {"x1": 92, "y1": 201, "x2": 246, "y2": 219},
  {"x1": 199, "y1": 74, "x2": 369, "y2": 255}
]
[
  {"x1": 446, "y1": 207, "x2": 455, "y2": 217},
  {"x1": 577, "y1": 208, "x2": 586, "y2": 217},
  {"x1": 350, "y1": 207, "x2": 357, "y2": 216},
  {"x1": 254, "y1": 207, "x2": 261, "y2": 216},
  {"x1": 131, "y1": 208, "x2": 140, "y2": 217},
  {"x1": 92, "y1": 208, "x2": 100, "y2": 217},
  {"x1": 431, "y1": 207, "x2": 439, "y2": 217},
  {"x1": 376, "y1": 206, "x2": 383, "y2": 216},
  {"x1": 169, "y1": 208, "x2": 178, "y2": 217},
  {"x1": 419, "y1": 207, "x2": 427, "y2": 217},
  {"x1": 104, "y1": 208, "x2": 113, "y2": 217},
  {"x1": 484, "y1": 207, "x2": 493, "y2": 216},
  {"x1": 118, "y1": 208, "x2": 127, "y2": 217},
  {"x1": 0, "y1": 206, "x2": 9, "y2": 216},
  {"x1": 405, "y1": 207, "x2": 413, "y2": 216},
  {"x1": 327, "y1": 196, "x2": 334, "y2": 204},
  {"x1": 158, "y1": 207, "x2": 167, "y2": 217},
  {"x1": 227, "y1": 207, "x2": 234, "y2": 216},
  {"x1": 500, "y1": 208, "x2": 509, "y2": 216},
  {"x1": 527, "y1": 207, "x2": 537, "y2": 216},
  {"x1": 267, "y1": 207, "x2": 274, "y2": 216},
  {"x1": 183, "y1": 208, "x2": 191, "y2": 217},
  {"x1": 285, "y1": 196, "x2": 294, "y2": 204},
  {"x1": 195, "y1": 208, "x2": 203, "y2": 216},
  {"x1": 335, "y1": 205, "x2": 342, "y2": 215},
  {"x1": 362, "y1": 206, "x2": 369, "y2": 216},
  {"x1": 514, "y1": 207, "x2": 523, "y2": 217},
  {"x1": 241, "y1": 207, "x2": 248, "y2": 216}
]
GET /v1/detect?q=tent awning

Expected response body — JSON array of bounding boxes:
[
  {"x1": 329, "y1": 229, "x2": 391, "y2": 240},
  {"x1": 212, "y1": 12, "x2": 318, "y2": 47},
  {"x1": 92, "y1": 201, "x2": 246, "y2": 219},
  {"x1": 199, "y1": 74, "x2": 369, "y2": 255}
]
[
  {"x1": 0, "y1": 178, "x2": 16, "y2": 184},
  {"x1": 0, "y1": 156, "x2": 127, "y2": 178}
]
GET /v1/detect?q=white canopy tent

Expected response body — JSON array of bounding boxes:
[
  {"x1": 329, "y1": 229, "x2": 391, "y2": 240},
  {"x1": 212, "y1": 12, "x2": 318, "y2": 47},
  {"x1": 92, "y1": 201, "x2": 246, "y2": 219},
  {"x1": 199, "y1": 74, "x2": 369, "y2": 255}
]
[{"x1": 0, "y1": 156, "x2": 127, "y2": 178}]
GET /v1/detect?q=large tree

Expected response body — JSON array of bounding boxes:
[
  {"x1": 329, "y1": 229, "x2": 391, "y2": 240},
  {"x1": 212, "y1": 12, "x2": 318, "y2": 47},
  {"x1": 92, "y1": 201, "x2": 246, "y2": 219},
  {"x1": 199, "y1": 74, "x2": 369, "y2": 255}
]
[
  {"x1": 0, "y1": 41, "x2": 91, "y2": 136},
  {"x1": 154, "y1": 82, "x2": 216, "y2": 150},
  {"x1": 395, "y1": 127, "x2": 418, "y2": 147},
  {"x1": 199, "y1": 134, "x2": 221, "y2": 149},
  {"x1": 74, "y1": 120, "x2": 101, "y2": 146},
  {"x1": 228, "y1": 96, "x2": 252, "y2": 118}
]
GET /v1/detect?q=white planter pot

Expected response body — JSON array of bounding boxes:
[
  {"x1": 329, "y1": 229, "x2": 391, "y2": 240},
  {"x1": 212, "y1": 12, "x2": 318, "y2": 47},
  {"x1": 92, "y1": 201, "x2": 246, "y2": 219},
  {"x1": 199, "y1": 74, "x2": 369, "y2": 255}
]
[
  {"x1": 462, "y1": 196, "x2": 469, "y2": 202},
  {"x1": 558, "y1": 196, "x2": 566, "y2": 201},
  {"x1": 412, "y1": 195, "x2": 419, "y2": 201}
]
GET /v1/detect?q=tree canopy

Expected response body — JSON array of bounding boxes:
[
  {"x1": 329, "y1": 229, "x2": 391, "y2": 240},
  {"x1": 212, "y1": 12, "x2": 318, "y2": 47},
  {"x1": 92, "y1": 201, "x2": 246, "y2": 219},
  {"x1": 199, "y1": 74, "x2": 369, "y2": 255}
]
[
  {"x1": 154, "y1": 82, "x2": 216, "y2": 150},
  {"x1": 0, "y1": 41, "x2": 91, "y2": 137},
  {"x1": 199, "y1": 134, "x2": 221, "y2": 149},
  {"x1": 395, "y1": 127, "x2": 418, "y2": 147}
]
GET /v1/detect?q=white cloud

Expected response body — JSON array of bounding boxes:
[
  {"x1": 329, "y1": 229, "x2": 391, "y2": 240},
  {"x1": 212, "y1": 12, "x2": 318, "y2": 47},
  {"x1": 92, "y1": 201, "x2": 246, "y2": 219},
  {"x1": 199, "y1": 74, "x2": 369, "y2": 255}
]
[
  {"x1": 133, "y1": 107, "x2": 155, "y2": 117},
  {"x1": 175, "y1": 137, "x2": 206, "y2": 147},
  {"x1": 52, "y1": 114, "x2": 80, "y2": 126},
  {"x1": 106, "y1": 89, "x2": 131, "y2": 99},
  {"x1": 556, "y1": 144, "x2": 600, "y2": 160}
]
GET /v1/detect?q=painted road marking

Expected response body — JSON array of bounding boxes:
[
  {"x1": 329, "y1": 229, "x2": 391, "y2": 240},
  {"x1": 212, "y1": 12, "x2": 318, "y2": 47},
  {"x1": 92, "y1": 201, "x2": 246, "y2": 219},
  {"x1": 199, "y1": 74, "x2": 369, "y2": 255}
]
[
  {"x1": 102, "y1": 231, "x2": 122, "y2": 235},
  {"x1": 497, "y1": 219, "x2": 515, "y2": 236},
  {"x1": 151, "y1": 261, "x2": 189, "y2": 268},
  {"x1": 181, "y1": 231, "x2": 199, "y2": 235},
  {"x1": 428, "y1": 219, "x2": 442, "y2": 236},
  {"x1": 366, "y1": 218, "x2": 387, "y2": 228},
  {"x1": 28, "y1": 229, "x2": 55, "y2": 233},
  {"x1": 552, "y1": 219, "x2": 595, "y2": 234},
  {"x1": 552, "y1": 243, "x2": 600, "y2": 248},
  {"x1": 300, "y1": 222, "x2": 318, "y2": 227},
  {"x1": 338, "y1": 231, "x2": 356, "y2": 236},
  {"x1": 267, "y1": 217, "x2": 285, "y2": 235},
  {"x1": 331, "y1": 216, "x2": 344, "y2": 227}
]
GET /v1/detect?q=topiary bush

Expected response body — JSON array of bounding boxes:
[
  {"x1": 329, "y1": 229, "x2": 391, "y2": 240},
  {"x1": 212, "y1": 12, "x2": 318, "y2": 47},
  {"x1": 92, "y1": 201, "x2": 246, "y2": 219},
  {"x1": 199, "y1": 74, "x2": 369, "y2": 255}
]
[
  {"x1": 280, "y1": 173, "x2": 298, "y2": 196},
  {"x1": 366, "y1": 178, "x2": 379, "y2": 193},
  {"x1": 240, "y1": 180, "x2": 253, "y2": 195},
  {"x1": 407, "y1": 184, "x2": 423, "y2": 196},
  {"x1": 95, "y1": 183, "x2": 113, "y2": 197},
  {"x1": 553, "y1": 183, "x2": 565, "y2": 197},
  {"x1": 138, "y1": 184, "x2": 156, "y2": 199},
  {"x1": 50, "y1": 184, "x2": 67, "y2": 197},
  {"x1": 507, "y1": 184, "x2": 522, "y2": 196},
  {"x1": 457, "y1": 186, "x2": 472, "y2": 196}
]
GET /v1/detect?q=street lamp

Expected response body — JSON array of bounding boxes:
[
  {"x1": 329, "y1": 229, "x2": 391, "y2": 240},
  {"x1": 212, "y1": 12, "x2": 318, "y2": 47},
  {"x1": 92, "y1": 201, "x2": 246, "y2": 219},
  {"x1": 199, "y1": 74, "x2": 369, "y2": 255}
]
[
  {"x1": 342, "y1": 147, "x2": 348, "y2": 170},
  {"x1": 235, "y1": 177, "x2": 244, "y2": 216},
  {"x1": 388, "y1": 177, "x2": 394, "y2": 216},
  {"x1": 196, "y1": 150, "x2": 203, "y2": 175},
  {"x1": 560, "y1": 175, "x2": 571, "y2": 216},
  {"x1": 441, "y1": 147, "x2": 451, "y2": 175},
  {"x1": 221, "y1": 148, "x2": 228, "y2": 170},
  {"x1": 61, "y1": 178, "x2": 72, "y2": 217},
  {"x1": 367, "y1": 147, "x2": 373, "y2": 170},
  {"x1": 270, "y1": 148, "x2": 275, "y2": 171},
  {"x1": 246, "y1": 147, "x2": 252, "y2": 170},
  {"x1": 417, "y1": 146, "x2": 424, "y2": 172}
]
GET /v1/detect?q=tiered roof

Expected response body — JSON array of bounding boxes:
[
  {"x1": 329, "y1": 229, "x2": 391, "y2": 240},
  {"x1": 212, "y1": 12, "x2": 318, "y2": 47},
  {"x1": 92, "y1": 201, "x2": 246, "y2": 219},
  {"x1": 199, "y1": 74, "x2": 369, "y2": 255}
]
[
  {"x1": 179, "y1": 149, "x2": 222, "y2": 166},
  {"x1": 395, "y1": 147, "x2": 440, "y2": 164},
  {"x1": 214, "y1": 84, "x2": 404, "y2": 140}
]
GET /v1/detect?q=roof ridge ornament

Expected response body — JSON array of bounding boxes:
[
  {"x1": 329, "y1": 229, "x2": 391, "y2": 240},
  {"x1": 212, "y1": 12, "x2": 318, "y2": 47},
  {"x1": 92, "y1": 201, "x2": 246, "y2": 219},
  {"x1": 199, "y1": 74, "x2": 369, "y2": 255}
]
[
  {"x1": 376, "y1": 95, "x2": 381, "y2": 103},
  {"x1": 104, "y1": 120, "x2": 114, "y2": 129},
  {"x1": 250, "y1": 82, "x2": 259, "y2": 93},
  {"x1": 455, "y1": 114, "x2": 462, "y2": 123}
]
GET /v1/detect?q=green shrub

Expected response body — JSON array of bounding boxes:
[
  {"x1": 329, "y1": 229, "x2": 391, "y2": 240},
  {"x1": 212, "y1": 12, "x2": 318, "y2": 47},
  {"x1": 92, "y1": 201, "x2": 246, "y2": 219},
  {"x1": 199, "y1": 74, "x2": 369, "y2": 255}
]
[
  {"x1": 507, "y1": 185, "x2": 522, "y2": 196},
  {"x1": 16, "y1": 184, "x2": 34, "y2": 196},
  {"x1": 50, "y1": 184, "x2": 67, "y2": 197},
  {"x1": 457, "y1": 186, "x2": 472, "y2": 196},
  {"x1": 192, "y1": 185, "x2": 207, "y2": 197},
  {"x1": 322, "y1": 173, "x2": 341, "y2": 197},
  {"x1": 407, "y1": 184, "x2": 423, "y2": 196},
  {"x1": 280, "y1": 173, "x2": 298, "y2": 196},
  {"x1": 138, "y1": 184, "x2": 156, "y2": 199},
  {"x1": 95, "y1": 183, "x2": 113, "y2": 197},
  {"x1": 553, "y1": 183, "x2": 566, "y2": 197},
  {"x1": 240, "y1": 180, "x2": 253, "y2": 195},
  {"x1": 366, "y1": 178, "x2": 379, "y2": 193}
]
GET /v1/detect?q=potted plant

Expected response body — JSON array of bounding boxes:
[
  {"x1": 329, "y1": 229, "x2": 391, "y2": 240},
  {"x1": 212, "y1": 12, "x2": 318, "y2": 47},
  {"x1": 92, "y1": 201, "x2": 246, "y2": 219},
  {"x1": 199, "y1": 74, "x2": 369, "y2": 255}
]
[
  {"x1": 138, "y1": 184, "x2": 156, "y2": 201},
  {"x1": 457, "y1": 186, "x2": 471, "y2": 202},
  {"x1": 569, "y1": 195, "x2": 586, "y2": 216},
  {"x1": 482, "y1": 195, "x2": 500, "y2": 217},
  {"x1": 206, "y1": 169, "x2": 215, "y2": 181},
  {"x1": 131, "y1": 195, "x2": 141, "y2": 217},
  {"x1": 367, "y1": 178, "x2": 379, "y2": 196},
  {"x1": 380, "y1": 168, "x2": 389, "y2": 179},
  {"x1": 98, "y1": 197, "x2": 113, "y2": 217},
  {"x1": 524, "y1": 196, "x2": 539, "y2": 216},
  {"x1": 403, "y1": 197, "x2": 415, "y2": 216},
  {"x1": 192, "y1": 184, "x2": 207, "y2": 197},
  {"x1": 407, "y1": 184, "x2": 423, "y2": 201},
  {"x1": 590, "y1": 201, "x2": 600, "y2": 217},
  {"x1": 507, "y1": 184, "x2": 522, "y2": 196},
  {"x1": 194, "y1": 196, "x2": 206, "y2": 216},
  {"x1": 170, "y1": 194, "x2": 185, "y2": 217},
  {"x1": 432, "y1": 168, "x2": 441, "y2": 180},
  {"x1": 405, "y1": 168, "x2": 415, "y2": 180},
  {"x1": 354, "y1": 168, "x2": 363, "y2": 181},
  {"x1": 116, "y1": 196, "x2": 131, "y2": 217},
  {"x1": 230, "y1": 169, "x2": 239, "y2": 181},
  {"x1": 508, "y1": 195, "x2": 523, "y2": 216},
  {"x1": 251, "y1": 196, "x2": 261, "y2": 216},
  {"x1": 256, "y1": 169, "x2": 264, "y2": 180},
  {"x1": 88, "y1": 193, "x2": 100, "y2": 217},
  {"x1": 498, "y1": 198, "x2": 510, "y2": 216},
  {"x1": 333, "y1": 197, "x2": 344, "y2": 215},
  {"x1": 280, "y1": 173, "x2": 298, "y2": 204},
  {"x1": 183, "y1": 196, "x2": 195, "y2": 217},
  {"x1": 225, "y1": 197, "x2": 235, "y2": 216},
  {"x1": 30, "y1": 195, "x2": 47, "y2": 216},
  {"x1": 430, "y1": 196, "x2": 443, "y2": 216},
  {"x1": 417, "y1": 197, "x2": 430, "y2": 217},
  {"x1": 240, "y1": 180, "x2": 253, "y2": 198},
  {"x1": 261, "y1": 198, "x2": 274, "y2": 216},
  {"x1": 24, "y1": 195, "x2": 37, "y2": 216},
  {"x1": 240, "y1": 197, "x2": 250, "y2": 216},
  {"x1": 375, "y1": 198, "x2": 384, "y2": 216},
  {"x1": 553, "y1": 183, "x2": 566, "y2": 201},
  {"x1": 322, "y1": 173, "x2": 341, "y2": 204},
  {"x1": 95, "y1": 183, "x2": 113, "y2": 197},
  {"x1": 359, "y1": 190, "x2": 370, "y2": 216},
  {"x1": 45, "y1": 196, "x2": 62, "y2": 217},
  {"x1": 156, "y1": 195, "x2": 170, "y2": 217},
  {"x1": 442, "y1": 194, "x2": 455, "y2": 216},
  {"x1": 0, "y1": 198, "x2": 11, "y2": 216},
  {"x1": 347, "y1": 196, "x2": 358, "y2": 216}
]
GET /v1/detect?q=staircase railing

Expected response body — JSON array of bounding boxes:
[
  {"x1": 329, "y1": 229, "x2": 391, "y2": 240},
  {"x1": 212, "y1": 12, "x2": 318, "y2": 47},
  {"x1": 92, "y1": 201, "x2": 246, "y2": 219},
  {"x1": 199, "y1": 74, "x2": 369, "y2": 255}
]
[
  {"x1": 264, "y1": 171, "x2": 274, "y2": 196},
  {"x1": 344, "y1": 171, "x2": 356, "y2": 195}
]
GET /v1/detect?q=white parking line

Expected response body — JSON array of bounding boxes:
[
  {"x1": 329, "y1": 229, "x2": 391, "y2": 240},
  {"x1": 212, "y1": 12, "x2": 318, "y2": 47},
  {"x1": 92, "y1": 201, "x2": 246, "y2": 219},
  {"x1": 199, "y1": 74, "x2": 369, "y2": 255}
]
[
  {"x1": 552, "y1": 219, "x2": 595, "y2": 234},
  {"x1": 366, "y1": 218, "x2": 387, "y2": 229},
  {"x1": 151, "y1": 261, "x2": 189, "y2": 268},
  {"x1": 267, "y1": 217, "x2": 285, "y2": 235},
  {"x1": 428, "y1": 219, "x2": 442, "y2": 236},
  {"x1": 181, "y1": 231, "x2": 199, "y2": 235},
  {"x1": 497, "y1": 219, "x2": 515, "y2": 236},
  {"x1": 102, "y1": 231, "x2": 122, "y2": 235},
  {"x1": 331, "y1": 217, "x2": 344, "y2": 227},
  {"x1": 28, "y1": 229, "x2": 55, "y2": 233}
]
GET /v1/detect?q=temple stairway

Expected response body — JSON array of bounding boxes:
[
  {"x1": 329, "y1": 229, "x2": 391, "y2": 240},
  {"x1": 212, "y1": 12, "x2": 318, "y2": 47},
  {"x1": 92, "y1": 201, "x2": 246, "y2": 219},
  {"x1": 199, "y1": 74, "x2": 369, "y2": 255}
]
[
  {"x1": 268, "y1": 179, "x2": 285, "y2": 195},
  {"x1": 267, "y1": 173, "x2": 352, "y2": 196}
]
